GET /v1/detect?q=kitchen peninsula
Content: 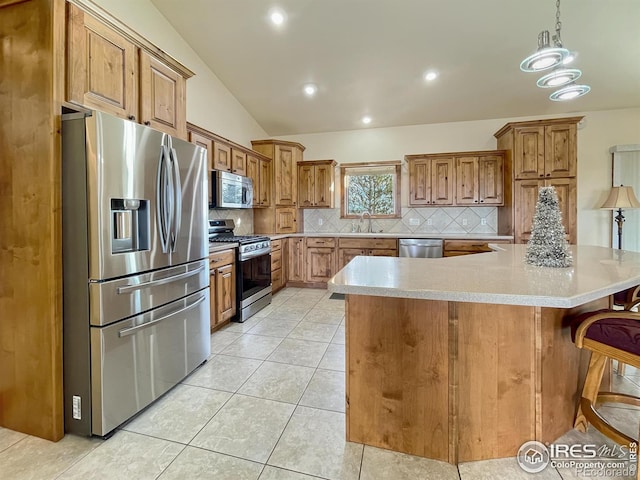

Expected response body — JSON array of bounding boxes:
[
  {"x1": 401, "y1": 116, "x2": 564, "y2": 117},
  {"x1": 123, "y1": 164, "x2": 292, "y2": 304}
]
[{"x1": 328, "y1": 244, "x2": 640, "y2": 464}]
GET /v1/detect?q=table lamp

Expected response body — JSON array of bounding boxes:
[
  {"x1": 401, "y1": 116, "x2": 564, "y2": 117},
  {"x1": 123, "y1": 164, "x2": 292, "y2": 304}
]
[{"x1": 600, "y1": 185, "x2": 640, "y2": 249}]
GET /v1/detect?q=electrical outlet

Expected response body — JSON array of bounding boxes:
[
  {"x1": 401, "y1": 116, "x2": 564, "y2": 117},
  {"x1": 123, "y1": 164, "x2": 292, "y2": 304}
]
[
  {"x1": 409, "y1": 218, "x2": 419, "y2": 226},
  {"x1": 318, "y1": 218, "x2": 323, "y2": 226},
  {"x1": 72, "y1": 395, "x2": 81, "y2": 420},
  {"x1": 426, "y1": 218, "x2": 433, "y2": 226},
  {"x1": 462, "y1": 218, "x2": 468, "y2": 226},
  {"x1": 481, "y1": 218, "x2": 487, "y2": 225}
]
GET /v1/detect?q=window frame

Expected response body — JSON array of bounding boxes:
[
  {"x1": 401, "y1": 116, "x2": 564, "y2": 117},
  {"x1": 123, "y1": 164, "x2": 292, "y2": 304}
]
[{"x1": 339, "y1": 161, "x2": 402, "y2": 219}]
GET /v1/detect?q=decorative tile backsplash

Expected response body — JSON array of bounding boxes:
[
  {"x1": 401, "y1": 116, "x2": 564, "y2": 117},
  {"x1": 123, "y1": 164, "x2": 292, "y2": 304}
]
[
  {"x1": 207, "y1": 206, "x2": 496, "y2": 236},
  {"x1": 302, "y1": 207, "x2": 498, "y2": 235},
  {"x1": 209, "y1": 208, "x2": 254, "y2": 235}
]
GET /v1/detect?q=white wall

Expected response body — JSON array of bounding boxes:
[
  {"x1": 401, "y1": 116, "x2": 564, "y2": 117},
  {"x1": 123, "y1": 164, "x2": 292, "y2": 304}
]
[
  {"x1": 278, "y1": 108, "x2": 640, "y2": 247},
  {"x1": 90, "y1": 0, "x2": 267, "y2": 147}
]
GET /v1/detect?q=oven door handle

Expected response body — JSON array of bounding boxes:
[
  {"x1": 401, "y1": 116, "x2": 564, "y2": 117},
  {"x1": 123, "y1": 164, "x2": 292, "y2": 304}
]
[{"x1": 239, "y1": 247, "x2": 271, "y2": 261}]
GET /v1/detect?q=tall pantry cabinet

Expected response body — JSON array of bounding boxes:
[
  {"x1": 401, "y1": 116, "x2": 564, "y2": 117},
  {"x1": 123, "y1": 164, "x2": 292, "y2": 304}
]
[
  {"x1": 495, "y1": 117, "x2": 582, "y2": 244},
  {"x1": 251, "y1": 139, "x2": 305, "y2": 234}
]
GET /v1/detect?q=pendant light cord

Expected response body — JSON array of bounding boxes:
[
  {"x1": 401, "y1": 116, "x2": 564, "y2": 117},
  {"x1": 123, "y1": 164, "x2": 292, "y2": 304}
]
[{"x1": 553, "y1": 0, "x2": 563, "y2": 47}]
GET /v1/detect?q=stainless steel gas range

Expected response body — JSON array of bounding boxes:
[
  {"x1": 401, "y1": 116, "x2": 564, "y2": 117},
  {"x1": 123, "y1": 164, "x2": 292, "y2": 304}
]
[{"x1": 208, "y1": 220, "x2": 272, "y2": 322}]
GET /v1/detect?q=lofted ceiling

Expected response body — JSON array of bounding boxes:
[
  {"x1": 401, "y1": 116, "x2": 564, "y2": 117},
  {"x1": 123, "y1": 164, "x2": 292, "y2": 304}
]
[{"x1": 150, "y1": 0, "x2": 640, "y2": 136}]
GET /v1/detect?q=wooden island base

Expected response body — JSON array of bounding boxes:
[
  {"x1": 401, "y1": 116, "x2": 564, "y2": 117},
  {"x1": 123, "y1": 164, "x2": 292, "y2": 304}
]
[{"x1": 345, "y1": 294, "x2": 609, "y2": 464}]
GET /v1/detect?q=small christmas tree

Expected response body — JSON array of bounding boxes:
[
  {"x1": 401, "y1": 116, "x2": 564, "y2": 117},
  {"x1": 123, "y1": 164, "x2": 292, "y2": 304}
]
[{"x1": 525, "y1": 186, "x2": 573, "y2": 268}]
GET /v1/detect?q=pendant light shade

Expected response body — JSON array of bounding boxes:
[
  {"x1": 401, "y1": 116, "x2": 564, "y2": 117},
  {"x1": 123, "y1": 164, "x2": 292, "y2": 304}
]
[
  {"x1": 520, "y1": 1, "x2": 590, "y2": 100},
  {"x1": 520, "y1": 31, "x2": 570, "y2": 72},
  {"x1": 549, "y1": 83, "x2": 591, "y2": 101},
  {"x1": 537, "y1": 68, "x2": 582, "y2": 88}
]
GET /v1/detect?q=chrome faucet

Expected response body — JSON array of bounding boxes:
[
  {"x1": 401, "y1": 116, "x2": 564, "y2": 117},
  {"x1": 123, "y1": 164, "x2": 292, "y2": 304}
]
[{"x1": 360, "y1": 211, "x2": 372, "y2": 233}]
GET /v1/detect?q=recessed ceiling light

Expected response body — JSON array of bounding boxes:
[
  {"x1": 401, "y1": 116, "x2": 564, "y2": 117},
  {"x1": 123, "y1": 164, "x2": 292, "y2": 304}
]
[
  {"x1": 424, "y1": 71, "x2": 438, "y2": 82},
  {"x1": 269, "y1": 9, "x2": 286, "y2": 26},
  {"x1": 361, "y1": 116, "x2": 372, "y2": 125},
  {"x1": 303, "y1": 84, "x2": 317, "y2": 97}
]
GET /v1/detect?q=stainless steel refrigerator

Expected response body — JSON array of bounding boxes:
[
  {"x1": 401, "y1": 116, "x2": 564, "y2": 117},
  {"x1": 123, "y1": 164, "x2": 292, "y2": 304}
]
[{"x1": 62, "y1": 111, "x2": 210, "y2": 436}]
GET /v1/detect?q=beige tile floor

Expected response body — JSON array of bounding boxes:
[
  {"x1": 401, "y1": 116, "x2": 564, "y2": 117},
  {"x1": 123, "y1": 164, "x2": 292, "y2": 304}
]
[{"x1": 1, "y1": 286, "x2": 640, "y2": 479}]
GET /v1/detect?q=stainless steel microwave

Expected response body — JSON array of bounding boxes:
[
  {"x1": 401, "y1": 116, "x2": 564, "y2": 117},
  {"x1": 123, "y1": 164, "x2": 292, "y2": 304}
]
[{"x1": 210, "y1": 170, "x2": 253, "y2": 209}]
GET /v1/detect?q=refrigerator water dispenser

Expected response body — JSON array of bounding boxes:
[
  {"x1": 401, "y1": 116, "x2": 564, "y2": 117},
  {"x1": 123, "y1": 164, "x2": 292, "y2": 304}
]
[{"x1": 111, "y1": 198, "x2": 149, "y2": 253}]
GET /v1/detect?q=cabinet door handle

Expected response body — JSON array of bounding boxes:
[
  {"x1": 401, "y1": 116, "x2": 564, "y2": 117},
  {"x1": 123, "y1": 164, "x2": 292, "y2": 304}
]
[
  {"x1": 474, "y1": 200, "x2": 478, "y2": 203},
  {"x1": 144, "y1": 121, "x2": 151, "y2": 126},
  {"x1": 128, "y1": 115, "x2": 136, "y2": 121},
  {"x1": 210, "y1": 257, "x2": 223, "y2": 263}
]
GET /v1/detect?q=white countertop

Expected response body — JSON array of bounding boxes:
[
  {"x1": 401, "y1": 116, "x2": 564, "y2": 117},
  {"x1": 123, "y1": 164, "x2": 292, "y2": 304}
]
[
  {"x1": 327, "y1": 244, "x2": 640, "y2": 308},
  {"x1": 209, "y1": 242, "x2": 238, "y2": 254},
  {"x1": 266, "y1": 233, "x2": 513, "y2": 241}
]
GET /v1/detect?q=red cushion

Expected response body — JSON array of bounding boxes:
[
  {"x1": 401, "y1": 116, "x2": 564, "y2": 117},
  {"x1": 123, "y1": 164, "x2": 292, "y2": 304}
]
[{"x1": 571, "y1": 309, "x2": 640, "y2": 356}]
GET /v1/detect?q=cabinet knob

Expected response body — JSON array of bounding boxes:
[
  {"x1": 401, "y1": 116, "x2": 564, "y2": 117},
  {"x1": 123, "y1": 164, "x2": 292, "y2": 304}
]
[
  {"x1": 539, "y1": 174, "x2": 544, "y2": 177},
  {"x1": 128, "y1": 115, "x2": 136, "y2": 121},
  {"x1": 144, "y1": 121, "x2": 150, "y2": 126},
  {"x1": 480, "y1": 199, "x2": 484, "y2": 203},
  {"x1": 474, "y1": 200, "x2": 478, "y2": 203},
  {"x1": 546, "y1": 173, "x2": 551, "y2": 176}
]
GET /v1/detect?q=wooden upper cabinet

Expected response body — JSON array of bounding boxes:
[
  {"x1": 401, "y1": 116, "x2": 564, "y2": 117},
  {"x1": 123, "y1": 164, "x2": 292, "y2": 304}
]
[
  {"x1": 275, "y1": 144, "x2": 297, "y2": 206},
  {"x1": 408, "y1": 158, "x2": 431, "y2": 205},
  {"x1": 246, "y1": 154, "x2": 271, "y2": 207},
  {"x1": 66, "y1": 2, "x2": 193, "y2": 137},
  {"x1": 456, "y1": 151, "x2": 504, "y2": 205},
  {"x1": 513, "y1": 126, "x2": 545, "y2": 180},
  {"x1": 259, "y1": 158, "x2": 271, "y2": 206},
  {"x1": 545, "y1": 123, "x2": 576, "y2": 178},
  {"x1": 139, "y1": 51, "x2": 186, "y2": 139},
  {"x1": 455, "y1": 153, "x2": 503, "y2": 205},
  {"x1": 455, "y1": 157, "x2": 479, "y2": 205},
  {"x1": 297, "y1": 160, "x2": 336, "y2": 208},
  {"x1": 408, "y1": 152, "x2": 501, "y2": 206},
  {"x1": 67, "y1": 3, "x2": 137, "y2": 120},
  {"x1": 188, "y1": 130, "x2": 213, "y2": 170},
  {"x1": 478, "y1": 155, "x2": 504, "y2": 205},
  {"x1": 408, "y1": 157, "x2": 455, "y2": 206},
  {"x1": 213, "y1": 141, "x2": 231, "y2": 171},
  {"x1": 231, "y1": 148, "x2": 247, "y2": 176},
  {"x1": 298, "y1": 163, "x2": 315, "y2": 207},
  {"x1": 407, "y1": 156, "x2": 454, "y2": 206},
  {"x1": 513, "y1": 123, "x2": 576, "y2": 179},
  {"x1": 275, "y1": 207, "x2": 297, "y2": 233}
]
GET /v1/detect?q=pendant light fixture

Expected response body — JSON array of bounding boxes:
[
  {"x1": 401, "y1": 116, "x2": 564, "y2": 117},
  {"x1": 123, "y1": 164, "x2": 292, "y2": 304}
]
[{"x1": 520, "y1": 0, "x2": 590, "y2": 101}]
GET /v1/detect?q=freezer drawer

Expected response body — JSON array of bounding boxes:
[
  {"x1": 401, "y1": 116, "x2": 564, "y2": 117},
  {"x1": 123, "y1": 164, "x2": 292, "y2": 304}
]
[
  {"x1": 88, "y1": 288, "x2": 210, "y2": 436},
  {"x1": 89, "y1": 259, "x2": 209, "y2": 326}
]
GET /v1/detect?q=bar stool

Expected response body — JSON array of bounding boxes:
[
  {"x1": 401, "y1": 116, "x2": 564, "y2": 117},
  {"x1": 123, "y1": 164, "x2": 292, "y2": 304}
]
[
  {"x1": 611, "y1": 286, "x2": 640, "y2": 376},
  {"x1": 571, "y1": 309, "x2": 640, "y2": 446}
]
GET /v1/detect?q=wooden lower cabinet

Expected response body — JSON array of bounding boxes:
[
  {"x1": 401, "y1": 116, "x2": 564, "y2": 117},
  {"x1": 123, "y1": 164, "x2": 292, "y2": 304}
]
[
  {"x1": 271, "y1": 239, "x2": 285, "y2": 293},
  {"x1": 288, "y1": 238, "x2": 305, "y2": 282},
  {"x1": 306, "y1": 247, "x2": 336, "y2": 283},
  {"x1": 209, "y1": 249, "x2": 236, "y2": 331},
  {"x1": 443, "y1": 239, "x2": 512, "y2": 257},
  {"x1": 337, "y1": 238, "x2": 398, "y2": 269}
]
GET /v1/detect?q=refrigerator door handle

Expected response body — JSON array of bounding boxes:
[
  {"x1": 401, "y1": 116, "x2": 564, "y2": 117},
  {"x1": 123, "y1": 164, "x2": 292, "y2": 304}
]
[
  {"x1": 115, "y1": 265, "x2": 206, "y2": 294},
  {"x1": 168, "y1": 145, "x2": 182, "y2": 252},
  {"x1": 156, "y1": 145, "x2": 171, "y2": 253},
  {"x1": 117, "y1": 293, "x2": 206, "y2": 338}
]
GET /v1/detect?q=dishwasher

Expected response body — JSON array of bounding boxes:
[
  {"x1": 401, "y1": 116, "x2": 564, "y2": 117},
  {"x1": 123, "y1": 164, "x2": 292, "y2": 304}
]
[{"x1": 399, "y1": 238, "x2": 443, "y2": 258}]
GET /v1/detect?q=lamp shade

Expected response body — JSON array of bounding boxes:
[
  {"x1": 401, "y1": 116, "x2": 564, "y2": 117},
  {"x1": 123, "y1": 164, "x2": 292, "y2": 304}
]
[{"x1": 600, "y1": 186, "x2": 640, "y2": 209}]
